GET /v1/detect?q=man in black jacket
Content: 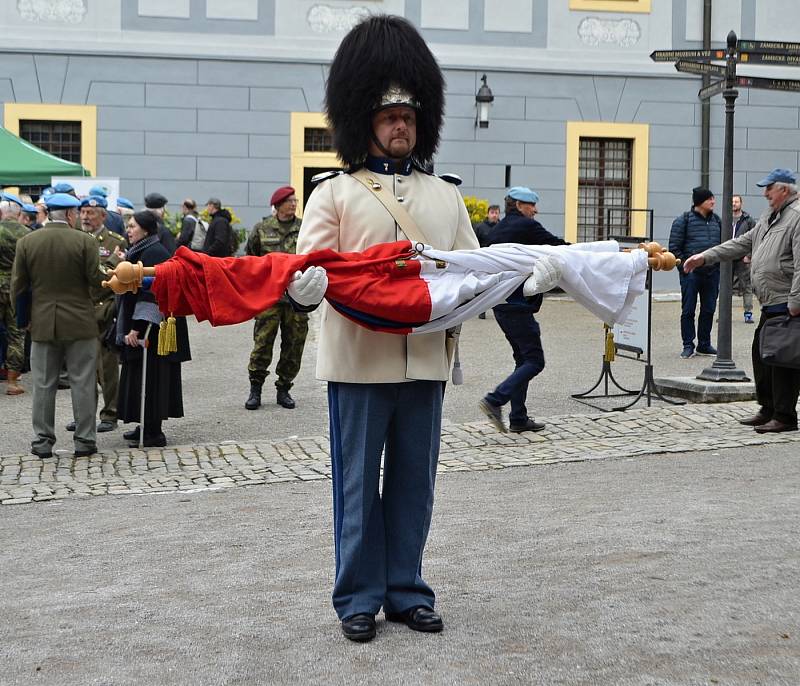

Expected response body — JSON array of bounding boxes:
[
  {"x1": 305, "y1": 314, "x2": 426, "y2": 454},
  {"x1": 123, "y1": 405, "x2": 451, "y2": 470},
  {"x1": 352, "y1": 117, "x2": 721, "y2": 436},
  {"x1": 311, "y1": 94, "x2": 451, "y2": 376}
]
[
  {"x1": 478, "y1": 186, "x2": 568, "y2": 433},
  {"x1": 668, "y1": 186, "x2": 722, "y2": 358},
  {"x1": 202, "y1": 198, "x2": 234, "y2": 257}
]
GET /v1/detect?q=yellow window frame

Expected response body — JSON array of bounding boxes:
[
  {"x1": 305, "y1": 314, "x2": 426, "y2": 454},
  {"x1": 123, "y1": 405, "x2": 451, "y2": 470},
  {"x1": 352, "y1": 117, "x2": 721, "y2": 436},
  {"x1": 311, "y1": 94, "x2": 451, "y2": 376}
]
[
  {"x1": 564, "y1": 121, "x2": 650, "y2": 243},
  {"x1": 569, "y1": 0, "x2": 651, "y2": 13},
  {"x1": 290, "y1": 112, "x2": 340, "y2": 216},
  {"x1": 4, "y1": 103, "x2": 97, "y2": 177}
]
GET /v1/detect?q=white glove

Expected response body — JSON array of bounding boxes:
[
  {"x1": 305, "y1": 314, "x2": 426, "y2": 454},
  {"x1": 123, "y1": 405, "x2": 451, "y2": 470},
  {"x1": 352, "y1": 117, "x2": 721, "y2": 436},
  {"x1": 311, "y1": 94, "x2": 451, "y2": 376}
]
[
  {"x1": 287, "y1": 266, "x2": 328, "y2": 307},
  {"x1": 522, "y1": 255, "x2": 563, "y2": 297}
]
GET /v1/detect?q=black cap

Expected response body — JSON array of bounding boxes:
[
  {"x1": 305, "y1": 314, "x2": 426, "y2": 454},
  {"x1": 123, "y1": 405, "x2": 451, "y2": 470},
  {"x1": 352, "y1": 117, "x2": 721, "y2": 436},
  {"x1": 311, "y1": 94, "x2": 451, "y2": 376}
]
[
  {"x1": 692, "y1": 186, "x2": 714, "y2": 206},
  {"x1": 144, "y1": 192, "x2": 168, "y2": 209}
]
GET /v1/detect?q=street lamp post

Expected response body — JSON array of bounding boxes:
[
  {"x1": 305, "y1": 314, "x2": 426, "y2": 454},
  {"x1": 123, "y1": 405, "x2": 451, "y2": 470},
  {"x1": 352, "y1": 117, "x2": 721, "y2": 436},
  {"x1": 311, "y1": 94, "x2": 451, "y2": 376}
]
[
  {"x1": 475, "y1": 74, "x2": 494, "y2": 128},
  {"x1": 697, "y1": 30, "x2": 750, "y2": 382}
]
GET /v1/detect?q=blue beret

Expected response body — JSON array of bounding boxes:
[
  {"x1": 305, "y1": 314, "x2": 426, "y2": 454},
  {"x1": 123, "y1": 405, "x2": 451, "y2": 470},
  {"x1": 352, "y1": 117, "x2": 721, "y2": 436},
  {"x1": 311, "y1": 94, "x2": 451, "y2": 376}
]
[
  {"x1": 116, "y1": 197, "x2": 134, "y2": 210},
  {"x1": 80, "y1": 195, "x2": 108, "y2": 209},
  {"x1": 40, "y1": 187, "x2": 55, "y2": 197},
  {"x1": 22, "y1": 203, "x2": 37, "y2": 215},
  {"x1": 1, "y1": 192, "x2": 23, "y2": 206},
  {"x1": 45, "y1": 193, "x2": 81, "y2": 209},
  {"x1": 88, "y1": 184, "x2": 109, "y2": 197},
  {"x1": 756, "y1": 168, "x2": 797, "y2": 187},
  {"x1": 507, "y1": 186, "x2": 540, "y2": 204},
  {"x1": 52, "y1": 182, "x2": 75, "y2": 194}
]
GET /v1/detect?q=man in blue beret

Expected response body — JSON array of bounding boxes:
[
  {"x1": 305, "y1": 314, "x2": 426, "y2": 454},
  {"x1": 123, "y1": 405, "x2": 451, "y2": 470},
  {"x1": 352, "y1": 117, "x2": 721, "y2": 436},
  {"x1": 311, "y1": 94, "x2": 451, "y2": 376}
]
[
  {"x1": 11, "y1": 192, "x2": 102, "y2": 457},
  {"x1": 52, "y1": 182, "x2": 77, "y2": 196},
  {"x1": 684, "y1": 168, "x2": 800, "y2": 434},
  {"x1": 0, "y1": 193, "x2": 31, "y2": 395},
  {"x1": 62, "y1": 195, "x2": 126, "y2": 433},
  {"x1": 479, "y1": 186, "x2": 568, "y2": 433},
  {"x1": 86, "y1": 185, "x2": 125, "y2": 235}
]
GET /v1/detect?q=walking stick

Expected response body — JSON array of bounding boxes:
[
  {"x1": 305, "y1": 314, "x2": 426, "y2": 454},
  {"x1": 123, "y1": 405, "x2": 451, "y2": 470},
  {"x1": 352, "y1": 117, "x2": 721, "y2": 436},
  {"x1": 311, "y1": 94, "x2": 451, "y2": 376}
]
[{"x1": 139, "y1": 323, "x2": 152, "y2": 450}]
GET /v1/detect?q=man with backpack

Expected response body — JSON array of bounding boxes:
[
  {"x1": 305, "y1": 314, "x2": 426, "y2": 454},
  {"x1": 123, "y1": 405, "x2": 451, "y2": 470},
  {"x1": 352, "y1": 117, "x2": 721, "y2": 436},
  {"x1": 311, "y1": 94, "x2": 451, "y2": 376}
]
[
  {"x1": 668, "y1": 186, "x2": 722, "y2": 359},
  {"x1": 176, "y1": 198, "x2": 208, "y2": 251}
]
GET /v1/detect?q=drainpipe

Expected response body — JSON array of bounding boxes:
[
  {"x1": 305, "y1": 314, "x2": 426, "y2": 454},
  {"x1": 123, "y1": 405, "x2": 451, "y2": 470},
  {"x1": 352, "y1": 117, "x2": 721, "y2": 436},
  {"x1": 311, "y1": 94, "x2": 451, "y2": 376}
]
[{"x1": 700, "y1": 0, "x2": 712, "y2": 189}]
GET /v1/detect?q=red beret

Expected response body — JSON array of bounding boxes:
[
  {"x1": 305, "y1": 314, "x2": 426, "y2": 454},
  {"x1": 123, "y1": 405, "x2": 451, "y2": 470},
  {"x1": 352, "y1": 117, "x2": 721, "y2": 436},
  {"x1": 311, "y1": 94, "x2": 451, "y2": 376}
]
[{"x1": 270, "y1": 186, "x2": 296, "y2": 207}]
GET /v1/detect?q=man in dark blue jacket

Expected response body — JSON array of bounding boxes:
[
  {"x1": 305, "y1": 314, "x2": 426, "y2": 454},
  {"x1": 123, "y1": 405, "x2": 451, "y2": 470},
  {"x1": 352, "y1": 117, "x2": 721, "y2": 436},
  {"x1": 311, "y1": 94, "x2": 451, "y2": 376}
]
[
  {"x1": 668, "y1": 186, "x2": 722, "y2": 358},
  {"x1": 478, "y1": 186, "x2": 568, "y2": 433}
]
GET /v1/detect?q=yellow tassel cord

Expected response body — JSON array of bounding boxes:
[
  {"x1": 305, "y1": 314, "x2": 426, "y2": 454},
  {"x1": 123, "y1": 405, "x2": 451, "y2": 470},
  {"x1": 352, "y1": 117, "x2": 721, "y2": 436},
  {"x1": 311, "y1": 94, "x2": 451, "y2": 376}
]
[
  {"x1": 157, "y1": 315, "x2": 178, "y2": 355},
  {"x1": 603, "y1": 325, "x2": 616, "y2": 363}
]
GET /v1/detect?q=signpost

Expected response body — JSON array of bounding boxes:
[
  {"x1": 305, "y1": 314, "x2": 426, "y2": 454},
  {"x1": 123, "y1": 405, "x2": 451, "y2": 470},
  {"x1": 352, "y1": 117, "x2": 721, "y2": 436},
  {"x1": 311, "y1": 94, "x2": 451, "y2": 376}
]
[
  {"x1": 675, "y1": 60, "x2": 725, "y2": 78},
  {"x1": 698, "y1": 80, "x2": 725, "y2": 100}
]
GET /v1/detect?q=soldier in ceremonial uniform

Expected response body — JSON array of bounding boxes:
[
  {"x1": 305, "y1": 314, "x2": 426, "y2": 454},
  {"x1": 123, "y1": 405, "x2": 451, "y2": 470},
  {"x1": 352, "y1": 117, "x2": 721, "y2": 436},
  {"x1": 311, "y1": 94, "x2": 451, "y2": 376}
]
[
  {"x1": 11, "y1": 193, "x2": 101, "y2": 458},
  {"x1": 65, "y1": 195, "x2": 125, "y2": 433},
  {"x1": 0, "y1": 193, "x2": 31, "y2": 395},
  {"x1": 296, "y1": 15, "x2": 479, "y2": 642},
  {"x1": 244, "y1": 186, "x2": 308, "y2": 410}
]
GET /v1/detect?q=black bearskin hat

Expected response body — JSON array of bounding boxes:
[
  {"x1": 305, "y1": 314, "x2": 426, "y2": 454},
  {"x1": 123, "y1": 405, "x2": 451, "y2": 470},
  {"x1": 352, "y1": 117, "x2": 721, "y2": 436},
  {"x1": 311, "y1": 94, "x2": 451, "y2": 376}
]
[{"x1": 325, "y1": 14, "x2": 445, "y2": 168}]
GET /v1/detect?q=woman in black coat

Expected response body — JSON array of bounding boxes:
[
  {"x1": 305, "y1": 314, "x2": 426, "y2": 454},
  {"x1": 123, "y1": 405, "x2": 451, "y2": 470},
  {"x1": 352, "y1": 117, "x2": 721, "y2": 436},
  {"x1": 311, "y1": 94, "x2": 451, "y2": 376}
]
[{"x1": 116, "y1": 211, "x2": 191, "y2": 447}]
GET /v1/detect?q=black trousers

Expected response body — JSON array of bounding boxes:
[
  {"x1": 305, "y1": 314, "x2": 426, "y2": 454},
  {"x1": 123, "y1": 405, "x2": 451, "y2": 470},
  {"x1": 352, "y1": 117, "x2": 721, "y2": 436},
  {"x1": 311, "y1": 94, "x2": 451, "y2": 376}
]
[{"x1": 752, "y1": 310, "x2": 800, "y2": 425}]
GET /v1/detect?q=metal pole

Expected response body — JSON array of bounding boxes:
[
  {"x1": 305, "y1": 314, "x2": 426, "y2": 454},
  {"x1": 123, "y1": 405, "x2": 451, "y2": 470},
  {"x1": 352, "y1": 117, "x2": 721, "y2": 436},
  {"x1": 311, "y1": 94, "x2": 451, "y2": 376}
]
[
  {"x1": 138, "y1": 323, "x2": 152, "y2": 449},
  {"x1": 697, "y1": 30, "x2": 750, "y2": 382},
  {"x1": 700, "y1": 0, "x2": 712, "y2": 189}
]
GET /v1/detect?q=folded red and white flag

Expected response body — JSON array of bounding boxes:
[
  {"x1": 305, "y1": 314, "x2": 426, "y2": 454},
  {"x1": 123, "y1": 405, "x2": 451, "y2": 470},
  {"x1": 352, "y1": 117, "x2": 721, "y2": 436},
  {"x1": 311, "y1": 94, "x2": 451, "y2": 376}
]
[{"x1": 150, "y1": 240, "x2": 648, "y2": 333}]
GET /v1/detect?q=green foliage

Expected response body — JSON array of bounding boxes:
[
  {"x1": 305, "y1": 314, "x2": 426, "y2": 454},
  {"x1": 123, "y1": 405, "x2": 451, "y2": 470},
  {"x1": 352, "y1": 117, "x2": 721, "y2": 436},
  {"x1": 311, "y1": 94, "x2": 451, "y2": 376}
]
[{"x1": 463, "y1": 195, "x2": 490, "y2": 225}]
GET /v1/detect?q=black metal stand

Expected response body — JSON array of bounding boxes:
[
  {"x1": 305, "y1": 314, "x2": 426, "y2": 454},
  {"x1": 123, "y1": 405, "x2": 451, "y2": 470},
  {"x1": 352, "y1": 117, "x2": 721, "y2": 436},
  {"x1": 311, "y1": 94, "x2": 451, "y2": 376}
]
[
  {"x1": 572, "y1": 327, "x2": 638, "y2": 410},
  {"x1": 611, "y1": 269, "x2": 685, "y2": 411}
]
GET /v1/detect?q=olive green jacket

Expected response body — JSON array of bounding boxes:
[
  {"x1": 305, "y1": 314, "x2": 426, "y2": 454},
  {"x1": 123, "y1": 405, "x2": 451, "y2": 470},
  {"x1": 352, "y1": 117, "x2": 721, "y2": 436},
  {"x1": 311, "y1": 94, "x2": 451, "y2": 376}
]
[{"x1": 11, "y1": 221, "x2": 102, "y2": 342}]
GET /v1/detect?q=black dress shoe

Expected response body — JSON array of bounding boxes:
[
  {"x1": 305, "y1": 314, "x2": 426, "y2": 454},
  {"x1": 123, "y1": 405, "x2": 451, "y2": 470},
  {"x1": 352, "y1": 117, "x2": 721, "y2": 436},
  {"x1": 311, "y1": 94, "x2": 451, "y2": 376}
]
[
  {"x1": 341, "y1": 614, "x2": 376, "y2": 642},
  {"x1": 65, "y1": 420, "x2": 76, "y2": 432},
  {"x1": 74, "y1": 446, "x2": 98, "y2": 457},
  {"x1": 31, "y1": 448, "x2": 53, "y2": 459},
  {"x1": 385, "y1": 606, "x2": 443, "y2": 633},
  {"x1": 739, "y1": 413, "x2": 771, "y2": 426},
  {"x1": 97, "y1": 420, "x2": 117, "y2": 433},
  {"x1": 123, "y1": 425, "x2": 140, "y2": 441},
  {"x1": 754, "y1": 419, "x2": 798, "y2": 434},
  {"x1": 129, "y1": 432, "x2": 167, "y2": 448},
  {"x1": 276, "y1": 389, "x2": 295, "y2": 409},
  {"x1": 509, "y1": 419, "x2": 546, "y2": 433}
]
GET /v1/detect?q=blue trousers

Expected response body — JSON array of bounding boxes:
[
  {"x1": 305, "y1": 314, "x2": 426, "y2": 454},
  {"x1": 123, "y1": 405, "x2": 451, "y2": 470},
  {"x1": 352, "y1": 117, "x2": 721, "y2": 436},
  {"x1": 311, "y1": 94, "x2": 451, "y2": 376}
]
[
  {"x1": 328, "y1": 380, "x2": 443, "y2": 620},
  {"x1": 486, "y1": 308, "x2": 545, "y2": 425},
  {"x1": 679, "y1": 267, "x2": 720, "y2": 348}
]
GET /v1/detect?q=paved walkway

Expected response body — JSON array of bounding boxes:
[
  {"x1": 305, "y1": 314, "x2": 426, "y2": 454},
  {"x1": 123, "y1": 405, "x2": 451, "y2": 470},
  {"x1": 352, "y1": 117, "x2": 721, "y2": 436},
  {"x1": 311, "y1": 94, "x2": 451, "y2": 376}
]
[{"x1": 3, "y1": 401, "x2": 798, "y2": 506}]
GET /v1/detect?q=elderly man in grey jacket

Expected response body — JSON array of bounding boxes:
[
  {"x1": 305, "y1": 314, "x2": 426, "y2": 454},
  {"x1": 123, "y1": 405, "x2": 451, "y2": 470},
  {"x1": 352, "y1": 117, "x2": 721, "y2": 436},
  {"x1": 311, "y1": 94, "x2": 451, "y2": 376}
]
[{"x1": 683, "y1": 168, "x2": 800, "y2": 434}]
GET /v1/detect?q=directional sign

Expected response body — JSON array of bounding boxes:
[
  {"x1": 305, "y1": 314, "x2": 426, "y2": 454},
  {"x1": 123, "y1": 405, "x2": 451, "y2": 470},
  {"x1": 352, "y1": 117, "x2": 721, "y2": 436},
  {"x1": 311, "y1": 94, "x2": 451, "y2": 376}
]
[
  {"x1": 675, "y1": 60, "x2": 726, "y2": 77},
  {"x1": 650, "y1": 49, "x2": 726, "y2": 62},
  {"x1": 739, "y1": 52, "x2": 800, "y2": 66},
  {"x1": 698, "y1": 80, "x2": 725, "y2": 100},
  {"x1": 738, "y1": 40, "x2": 800, "y2": 56},
  {"x1": 736, "y1": 75, "x2": 800, "y2": 93}
]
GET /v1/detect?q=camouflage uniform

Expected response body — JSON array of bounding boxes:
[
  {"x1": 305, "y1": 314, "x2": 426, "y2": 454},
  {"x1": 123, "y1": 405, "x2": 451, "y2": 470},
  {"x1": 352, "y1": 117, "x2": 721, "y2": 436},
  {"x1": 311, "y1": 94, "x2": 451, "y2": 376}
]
[
  {"x1": 245, "y1": 215, "x2": 309, "y2": 390},
  {"x1": 0, "y1": 219, "x2": 30, "y2": 373},
  {"x1": 88, "y1": 227, "x2": 126, "y2": 422}
]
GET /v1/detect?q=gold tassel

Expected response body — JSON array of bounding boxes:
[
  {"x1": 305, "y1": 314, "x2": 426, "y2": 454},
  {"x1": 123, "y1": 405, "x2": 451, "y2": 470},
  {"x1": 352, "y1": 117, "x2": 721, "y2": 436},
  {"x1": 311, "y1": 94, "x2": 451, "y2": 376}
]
[
  {"x1": 604, "y1": 325, "x2": 616, "y2": 363},
  {"x1": 157, "y1": 315, "x2": 178, "y2": 355}
]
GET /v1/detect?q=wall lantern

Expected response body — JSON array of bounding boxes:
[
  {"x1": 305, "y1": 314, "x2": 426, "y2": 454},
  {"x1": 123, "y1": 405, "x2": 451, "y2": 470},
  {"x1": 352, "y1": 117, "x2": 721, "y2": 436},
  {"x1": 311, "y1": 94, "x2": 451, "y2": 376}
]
[{"x1": 475, "y1": 74, "x2": 494, "y2": 128}]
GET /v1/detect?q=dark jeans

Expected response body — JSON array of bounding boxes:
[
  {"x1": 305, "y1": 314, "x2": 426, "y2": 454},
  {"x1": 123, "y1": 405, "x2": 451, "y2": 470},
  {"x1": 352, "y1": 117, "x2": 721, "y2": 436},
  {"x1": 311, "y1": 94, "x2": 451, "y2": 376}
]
[
  {"x1": 486, "y1": 308, "x2": 545, "y2": 425},
  {"x1": 679, "y1": 266, "x2": 720, "y2": 348},
  {"x1": 752, "y1": 310, "x2": 800, "y2": 425}
]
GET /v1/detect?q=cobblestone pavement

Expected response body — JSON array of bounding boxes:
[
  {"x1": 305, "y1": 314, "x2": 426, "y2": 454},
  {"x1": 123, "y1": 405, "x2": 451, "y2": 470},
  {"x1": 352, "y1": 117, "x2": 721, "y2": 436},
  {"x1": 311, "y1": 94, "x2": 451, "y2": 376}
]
[{"x1": 2, "y1": 401, "x2": 798, "y2": 506}]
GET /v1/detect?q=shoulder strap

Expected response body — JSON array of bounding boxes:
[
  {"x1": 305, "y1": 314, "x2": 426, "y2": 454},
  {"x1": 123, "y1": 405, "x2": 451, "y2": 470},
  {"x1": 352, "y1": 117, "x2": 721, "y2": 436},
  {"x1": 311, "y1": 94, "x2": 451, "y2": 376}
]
[{"x1": 350, "y1": 168, "x2": 431, "y2": 246}]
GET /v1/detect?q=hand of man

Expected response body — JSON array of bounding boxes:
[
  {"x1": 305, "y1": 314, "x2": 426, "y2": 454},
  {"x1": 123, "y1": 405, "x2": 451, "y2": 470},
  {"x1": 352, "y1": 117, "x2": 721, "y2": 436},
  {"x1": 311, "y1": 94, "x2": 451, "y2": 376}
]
[
  {"x1": 743, "y1": 255, "x2": 751, "y2": 264},
  {"x1": 287, "y1": 266, "x2": 328, "y2": 307},
  {"x1": 790, "y1": 306, "x2": 800, "y2": 317},
  {"x1": 682, "y1": 254, "x2": 706, "y2": 273},
  {"x1": 125, "y1": 329, "x2": 140, "y2": 347},
  {"x1": 522, "y1": 255, "x2": 563, "y2": 297}
]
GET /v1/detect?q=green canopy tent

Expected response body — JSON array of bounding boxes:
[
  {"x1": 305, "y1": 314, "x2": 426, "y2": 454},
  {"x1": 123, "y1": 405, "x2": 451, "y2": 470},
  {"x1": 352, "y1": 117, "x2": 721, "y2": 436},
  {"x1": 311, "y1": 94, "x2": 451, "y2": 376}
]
[{"x1": 0, "y1": 125, "x2": 89, "y2": 186}]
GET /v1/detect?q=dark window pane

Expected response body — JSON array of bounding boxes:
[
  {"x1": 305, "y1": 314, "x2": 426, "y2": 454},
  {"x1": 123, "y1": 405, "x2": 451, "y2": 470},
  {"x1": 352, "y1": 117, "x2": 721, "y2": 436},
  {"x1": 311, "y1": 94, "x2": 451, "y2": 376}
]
[
  {"x1": 303, "y1": 127, "x2": 334, "y2": 152},
  {"x1": 577, "y1": 137, "x2": 633, "y2": 242},
  {"x1": 17, "y1": 120, "x2": 83, "y2": 200}
]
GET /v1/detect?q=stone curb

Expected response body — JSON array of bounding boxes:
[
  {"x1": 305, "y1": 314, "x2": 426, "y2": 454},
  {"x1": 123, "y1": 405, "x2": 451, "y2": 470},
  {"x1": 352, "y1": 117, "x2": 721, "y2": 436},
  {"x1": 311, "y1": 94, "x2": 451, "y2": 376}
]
[{"x1": 2, "y1": 401, "x2": 798, "y2": 506}]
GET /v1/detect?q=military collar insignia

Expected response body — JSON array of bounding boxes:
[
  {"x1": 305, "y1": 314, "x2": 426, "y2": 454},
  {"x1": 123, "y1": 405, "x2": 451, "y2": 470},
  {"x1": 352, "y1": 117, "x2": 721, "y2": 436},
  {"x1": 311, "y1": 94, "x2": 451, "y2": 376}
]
[{"x1": 364, "y1": 156, "x2": 413, "y2": 176}]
